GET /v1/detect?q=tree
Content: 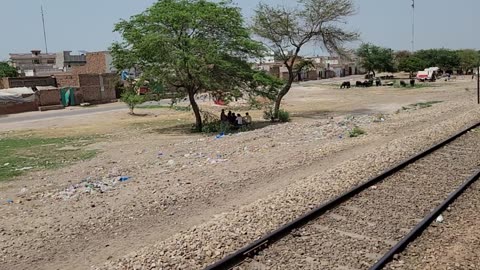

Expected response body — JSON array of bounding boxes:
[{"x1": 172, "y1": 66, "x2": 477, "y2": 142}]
[
  {"x1": 121, "y1": 87, "x2": 146, "y2": 115},
  {"x1": 0, "y1": 62, "x2": 18, "y2": 78},
  {"x1": 252, "y1": 0, "x2": 358, "y2": 118},
  {"x1": 414, "y1": 49, "x2": 460, "y2": 71},
  {"x1": 356, "y1": 43, "x2": 395, "y2": 77},
  {"x1": 111, "y1": 0, "x2": 264, "y2": 131},
  {"x1": 398, "y1": 56, "x2": 427, "y2": 76},
  {"x1": 394, "y1": 50, "x2": 412, "y2": 70},
  {"x1": 457, "y1": 49, "x2": 479, "y2": 74}
]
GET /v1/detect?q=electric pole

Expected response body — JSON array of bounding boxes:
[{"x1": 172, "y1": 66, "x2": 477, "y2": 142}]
[
  {"x1": 411, "y1": 0, "x2": 415, "y2": 53},
  {"x1": 41, "y1": 5, "x2": 49, "y2": 53}
]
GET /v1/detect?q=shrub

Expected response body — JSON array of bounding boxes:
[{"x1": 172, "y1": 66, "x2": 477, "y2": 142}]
[
  {"x1": 121, "y1": 89, "x2": 145, "y2": 114},
  {"x1": 277, "y1": 109, "x2": 291, "y2": 122},
  {"x1": 349, "y1": 126, "x2": 366, "y2": 137}
]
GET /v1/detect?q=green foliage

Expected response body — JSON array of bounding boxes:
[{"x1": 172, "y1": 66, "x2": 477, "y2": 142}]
[
  {"x1": 349, "y1": 126, "x2": 366, "y2": 138},
  {"x1": 121, "y1": 88, "x2": 146, "y2": 114},
  {"x1": 277, "y1": 109, "x2": 290, "y2": 122},
  {"x1": 112, "y1": 0, "x2": 265, "y2": 131},
  {"x1": 398, "y1": 56, "x2": 428, "y2": 74},
  {"x1": 457, "y1": 49, "x2": 479, "y2": 72},
  {"x1": 252, "y1": 0, "x2": 358, "y2": 117},
  {"x1": 357, "y1": 43, "x2": 395, "y2": 75},
  {"x1": 0, "y1": 136, "x2": 97, "y2": 181},
  {"x1": 201, "y1": 121, "x2": 232, "y2": 133},
  {"x1": 414, "y1": 49, "x2": 460, "y2": 71},
  {"x1": 0, "y1": 62, "x2": 18, "y2": 78}
]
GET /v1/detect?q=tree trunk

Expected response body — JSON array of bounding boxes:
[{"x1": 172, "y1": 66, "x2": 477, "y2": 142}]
[
  {"x1": 188, "y1": 89, "x2": 202, "y2": 131},
  {"x1": 274, "y1": 77, "x2": 294, "y2": 118}
]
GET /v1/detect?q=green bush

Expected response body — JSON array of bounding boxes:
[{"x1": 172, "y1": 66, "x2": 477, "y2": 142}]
[
  {"x1": 277, "y1": 109, "x2": 290, "y2": 122},
  {"x1": 201, "y1": 121, "x2": 232, "y2": 134},
  {"x1": 349, "y1": 126, "x2": 366, "y2": 138},
  {"x1": 121, "y1": 89, "x2": 145, "y2": 114}
]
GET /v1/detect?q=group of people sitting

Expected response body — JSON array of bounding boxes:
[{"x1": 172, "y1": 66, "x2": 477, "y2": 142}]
[{"x1": 220, "y1": 109, "x2": 252, "y2": 127}]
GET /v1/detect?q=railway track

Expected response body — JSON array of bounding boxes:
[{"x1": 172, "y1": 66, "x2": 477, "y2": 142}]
[{"x1": 205, "y1": 122, "x2": 480, "y2": 270}]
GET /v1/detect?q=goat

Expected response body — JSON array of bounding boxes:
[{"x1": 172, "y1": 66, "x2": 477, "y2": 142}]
[{"x1": 340, "y1": 81, "x2": 351, "y2": 89}]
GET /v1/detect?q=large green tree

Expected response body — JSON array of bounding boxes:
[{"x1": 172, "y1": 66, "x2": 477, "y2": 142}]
[
  {"x1": 457, "y1": 49, "x2": 479, "y2": 74},
  {"x1": 252, "y1": 0, "x2": 358, "y2": 118},
  {"x1": 414, "y1": 49, "x2": 460, "y2": 71},
  {"x1": 111, "y1": 0, "x2": 265, "y2": 131},
  {"x1": 0, "y1": 62, "x2": 18, "y2": 78},
  {"x1": 356, "y1": 43, "x2": 395, "y2": 76},
  {"x1": 398, "y1": 56, "x2": 427, "y2": 76}
]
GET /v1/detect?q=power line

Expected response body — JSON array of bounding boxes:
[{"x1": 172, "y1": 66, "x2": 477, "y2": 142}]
[{"x1": 41, "y1": 5, "x2": 48, "y2": 53}]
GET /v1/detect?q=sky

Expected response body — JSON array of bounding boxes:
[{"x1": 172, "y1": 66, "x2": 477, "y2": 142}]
[{"x1": 0, "y1": 0, "x2": 478, "y2": 60}]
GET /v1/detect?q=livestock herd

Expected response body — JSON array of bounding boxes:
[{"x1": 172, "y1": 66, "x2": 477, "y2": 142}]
[{"x1": 340, "y1": 76, "x2": 416, "y2": 89}]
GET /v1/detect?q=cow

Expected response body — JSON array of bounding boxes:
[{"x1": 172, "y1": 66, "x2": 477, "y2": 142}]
[
  {"x1": 410, "y1": 79, "x2": 415, "y2": 87},
  {"x1": 356, "y1": 81, "x2": 364, "y2": 87},
  {"x1": 375, "y1": 79, "x2": 382, "y2": 87},
  {"x1": 340, "y1": 81, "x2": 351, "y2": 89},
  {"x1": 400, "y1": 81, "x2": 407, "y2": 87}
]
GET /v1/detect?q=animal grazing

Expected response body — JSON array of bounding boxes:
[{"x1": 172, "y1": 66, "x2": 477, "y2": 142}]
[
  {"x1": 340, "y1": 81, "x2": 351, "y2": 89},
  {"x1": 375, "y1": 79, "x2": 381, "y2": 87},
  {"x1": 400, "y1": 81, "x2": 407, "y2": 87},
  {"x1": 410, "y1": 79, "x2": 415, "y2": 87}
]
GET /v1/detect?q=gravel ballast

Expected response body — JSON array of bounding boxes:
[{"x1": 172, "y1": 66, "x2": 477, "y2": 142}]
[{"x1": 239, "y1": 129, "x2": 480, "y2": 269}]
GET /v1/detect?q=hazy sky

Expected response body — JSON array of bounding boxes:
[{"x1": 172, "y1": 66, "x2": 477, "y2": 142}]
[{"x1": 1, "y1": 0, "x2": 478, "y2": 60}]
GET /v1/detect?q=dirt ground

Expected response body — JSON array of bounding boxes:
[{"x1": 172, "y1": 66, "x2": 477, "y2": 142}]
[{"x1": 0, "y1": 77, "x2": 478, "y2": 270}]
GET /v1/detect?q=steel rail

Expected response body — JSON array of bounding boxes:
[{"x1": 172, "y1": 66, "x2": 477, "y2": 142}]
[
  {"x1": 370, "y1": 169, "x2": 480, "y2": 269},
  {"x1": 204, "y1": 121, "x2": 480, "y2": 270}
]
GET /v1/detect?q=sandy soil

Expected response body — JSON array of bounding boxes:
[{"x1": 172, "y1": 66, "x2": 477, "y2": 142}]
[{"x1": 0, "y1": 78, "x2": 478, "y2": 270}]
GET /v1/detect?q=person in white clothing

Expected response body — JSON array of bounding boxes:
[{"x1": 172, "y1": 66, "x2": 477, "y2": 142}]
[{"x1": 236, "y1": 113, "x2": 243, "y2": 126}]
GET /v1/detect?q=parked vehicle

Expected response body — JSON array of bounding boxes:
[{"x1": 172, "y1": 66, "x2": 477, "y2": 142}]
[{"x1": 416, "y1": 67, "x2": 439, "y2": 82}]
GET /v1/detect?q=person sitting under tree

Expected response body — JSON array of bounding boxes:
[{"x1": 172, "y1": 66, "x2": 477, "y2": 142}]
[{"x1": 244, "y1": 112, "x2": 252, "y2": 126}]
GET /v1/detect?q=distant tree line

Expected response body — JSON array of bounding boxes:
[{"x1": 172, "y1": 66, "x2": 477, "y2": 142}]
[{"x1": 357, "y1": 43, "x2": 480, "y2": 76}]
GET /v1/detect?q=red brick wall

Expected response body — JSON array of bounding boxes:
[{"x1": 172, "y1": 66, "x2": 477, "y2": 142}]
[
  {"x1": 78, "y1": 74, "x2": 116, "y2": 103},
  {"x1": 55, "y1": 74, "x2": 79, "y2": 88},
  {"x1": 38, "y1": 89, "x2": 61, "y2": 106},
  {"x1": 72, "y1": 52, "x2": 107, "y2": 75},
  {"x1": 0, "y1": 101, "x2": 38, "y2": 115}
]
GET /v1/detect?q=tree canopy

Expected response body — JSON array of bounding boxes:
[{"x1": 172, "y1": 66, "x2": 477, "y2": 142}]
[
  {"x1": 397, "y1": 56, "x2": 427, "y2": 75},
  {"x1": 457, "y1": 49, "x2": 479, "y2": 73},
  {"x1": 414, "y1": 49, "x2": 460, "y2": 71},
  {"x1": 0, "y1": 62, "x2": 18, "y2": 78},
  {"x1": 252, "y1": 0, "x2": 358, "y2": 117},
  {"x1": 356, "y1": 43, "x2": 395, "y2": 76},
  {"x1": 111, "y1": 0, "x2": 266, "y2": 131}
]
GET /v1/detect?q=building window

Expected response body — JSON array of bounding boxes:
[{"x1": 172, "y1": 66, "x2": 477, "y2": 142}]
[
  {"x1": 47, "y1": 60, "x2": 55, "y2": 64},
  {"x1": 33, "y1": 59, "x2": 40, "y2": 64}
]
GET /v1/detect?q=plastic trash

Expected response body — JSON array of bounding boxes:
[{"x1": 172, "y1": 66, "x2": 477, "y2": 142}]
[
  {"x1": 6, "y1": 199, "x2": 13, "y2": 204},
  {"x1": 157, "y1": 152, "x2": 163, "y2": 157},
  {"x1": 435, "y1": 214, "x2": 444, "y2": 223},
  {"x1": 118, "y1": 176, "x2": 131, "y2": 182},
  {"x1": 215, "y1": 132, "x2": 225, "y2": 139}
]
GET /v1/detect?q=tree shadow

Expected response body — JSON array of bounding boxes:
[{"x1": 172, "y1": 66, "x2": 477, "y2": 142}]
[{"x1": 151, "y1": 123, "x2": 196, "y2": 135}]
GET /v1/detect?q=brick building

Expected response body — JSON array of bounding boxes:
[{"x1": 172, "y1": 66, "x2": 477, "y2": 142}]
[{"x1": 54, "y1": 51, "x2": 118, "y2": 104}]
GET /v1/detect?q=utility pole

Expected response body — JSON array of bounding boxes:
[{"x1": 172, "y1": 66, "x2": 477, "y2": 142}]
[
  {"x1": 411, "y1": 0, "x2": 415, "y2": 53},
  {"x1": 477, "y1": 65, "x2": 479, "y2": 104},
  {"x1": 41, "y1": 5, "x2": 48, "y2": 53}
]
